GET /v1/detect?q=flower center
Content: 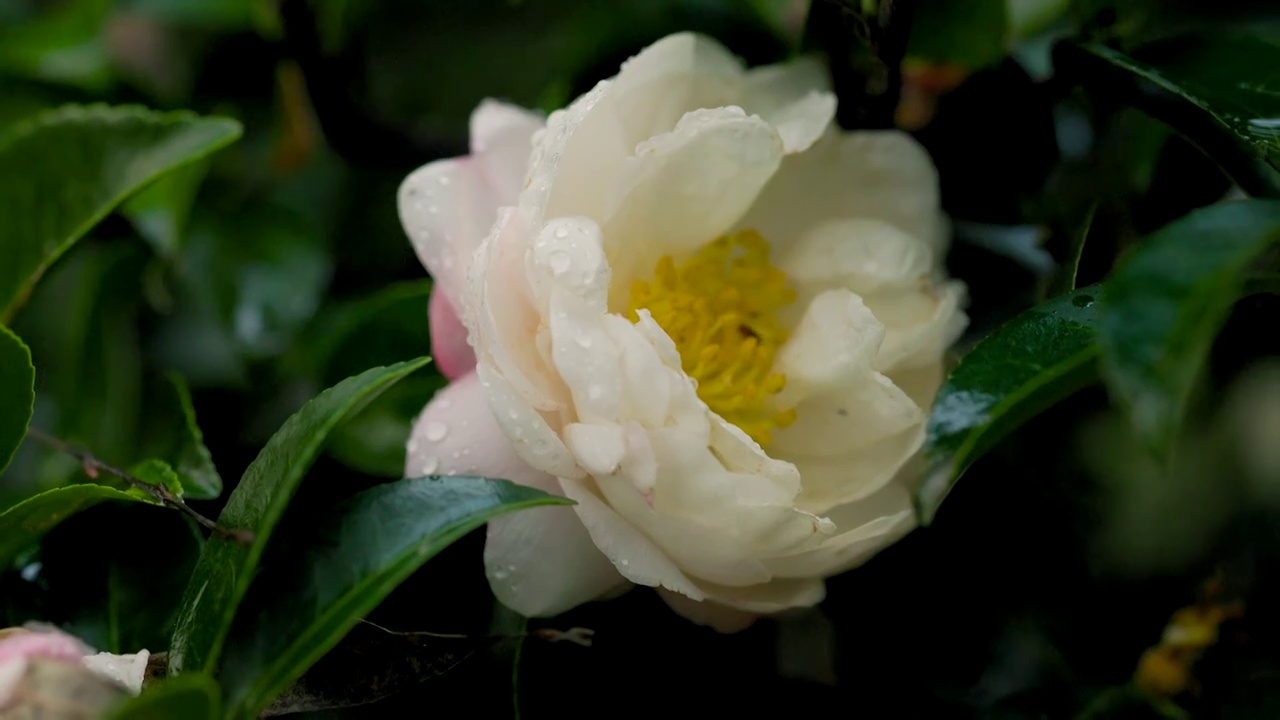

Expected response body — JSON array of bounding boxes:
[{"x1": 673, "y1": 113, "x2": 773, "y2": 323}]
[{"x1": 627, "y1": 229, "x2": 798, "y2": 447}]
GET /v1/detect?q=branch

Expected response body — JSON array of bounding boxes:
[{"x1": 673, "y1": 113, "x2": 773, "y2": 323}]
[
  {"x1": 141, "y1": 621, "x2": 595, "y2": 715},
  {"x1": 25, "y1": 428, "x2": 253, "y2": 544}
]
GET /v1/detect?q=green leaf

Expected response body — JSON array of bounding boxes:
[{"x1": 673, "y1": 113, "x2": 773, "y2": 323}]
[
  {"x1": 0, "y1": 485, "x2": 147, "y2": 568},
  {"x1": 162, "y1": 371, "x2": 222, "y2": 502},
  {"x1": 1048, "y1": 202, "x2": 1097, "y2": 298},
  {"x1": 1075, "y1": 33, "x2": 1280, "y2": 174},
  {"x1": 917, "y1": 287, "x2": 1103, "y2": 523},
  {"x1": 0, "y1": 325, "x2": 34, "y2": 476},
  {"x1": 10, "y1": 245, "x2": 148, "y2": 485},
  {"x1": 1097, "y1": 200, "x2": 1280, "y2": 457},
  {"x1": 167, "y1": 357, "x2": 432, "y2": 677},
  {"x1": 907, "y1": 0, "x2": 1008, "y2": 69},
  {"x1": 0, "y1": 104, "x2": 242, "y2": 322},
  {"x1": 122, "y1": 160, "x2": 212, "y2": 260},
  {"x1": 108, "y1": 673, "x2": 220, "y2": 720},
  {"x1": 219, "y1": 476, "x2": 570, "y2": 719},
  {"x1": 127, "y1": 459, "x2": 185, "y2": 498}
]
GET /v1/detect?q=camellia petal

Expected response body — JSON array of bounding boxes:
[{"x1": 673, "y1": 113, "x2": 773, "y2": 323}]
[
  {"x1": 428, "y1": 289, "x2": 476, "y2": 381},
  {"x1": 406, "y1": 373, "x2": 624, "y2": 617},
  {"x1": 739, "y1": 128, "x2": 947, "y2": 252}
]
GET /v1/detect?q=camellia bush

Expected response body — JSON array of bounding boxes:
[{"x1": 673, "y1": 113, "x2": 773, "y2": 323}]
[{"x1": 0, "y1": 0, "x2": 1278, "y2": 717}]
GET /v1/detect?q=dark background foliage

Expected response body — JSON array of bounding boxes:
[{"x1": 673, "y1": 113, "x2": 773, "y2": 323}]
[{"x1": 0, "y1": 0, "x2": 1278, "y2": 717}]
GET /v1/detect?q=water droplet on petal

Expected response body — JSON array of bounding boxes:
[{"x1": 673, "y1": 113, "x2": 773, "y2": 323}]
[
  {"x1": 508, "y1": 408, "x2": 520, "y2": 420},
  {"x1": 424, "y1": 422, "x2": 448, "y2": 442},
  {"x1": 587, "y1": 384, "x2": 602, "y2": 400},
  {"x1": 421, "y1": 456, "x2": 439, "y2": 474},
  {"x1": 548, "y1": 250, "x2": 571, "y2": 275},
  {"x1": 620, "y1": 559, "x2": 630, "y2": 567},
  {"x1": 554, "y1": 225, "x2": 570, "y2": 239},
  {"x1": 437, "y1": 399, "x2": 451, "y2": 410},
  {"x1": 438, "y1": 174, "x2": 451, "y2": 186},
  {"x1": 575, "y1": 333, "x2": 592, "y2": 348}
]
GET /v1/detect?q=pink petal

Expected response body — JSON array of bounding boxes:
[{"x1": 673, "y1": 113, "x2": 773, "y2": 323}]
[
  {"x1": 0, "y1": 629, "x2": 88, "y2": 667},
  {"x1": 406, "y1": 373, "x2": 626, "y2": 617},
  {"x1": 428, "y1": 289, "x2": 476, "y2": 381},
  {"x1": 398, "y1": 101, "x2": 542, "y2": 311}
]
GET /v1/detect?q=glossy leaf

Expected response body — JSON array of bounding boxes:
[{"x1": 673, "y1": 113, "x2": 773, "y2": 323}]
[
  {"x1": 917, "y1": 287, "x2": 1103, "y2": 523},
  {"x1": 0, "y1": 325, "x2": 34, "y2": 475},
  {"x1": 1075, "y1": 33, "x2": 1280, "y2": 173},
  {"x1": 167, "y1": 357, "x2": 432, "y2": 677},
  {"x1": 108, "y1": 673, "x2": 220, "y2": 720},
  {"x1": 220, "y1": 476, "x2": 571, "y2": 719},
  {"x1": 1048, "y1": 202, "x2": 1096, "y2": 298},
  {"x1": 0, "y1": 104, "x2": 241, "y2": 321},
  {"x1": 1097, "y1": 200, "x2": 1280, "y2": 456},
  {"x1": 0, "y1": 485, "x2": 147, "y2": 568},
  {"x1": 159, "y1": 374, "x2": 222, "y2": 500}
]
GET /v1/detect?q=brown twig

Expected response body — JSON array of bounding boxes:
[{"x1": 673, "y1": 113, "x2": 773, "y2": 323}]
[
  {"x1": 25, "y1": 428, "x2": 253, "y2": 544},
  {"x1": 358, "y1": 619, "x2": 596, "y2": 647}
]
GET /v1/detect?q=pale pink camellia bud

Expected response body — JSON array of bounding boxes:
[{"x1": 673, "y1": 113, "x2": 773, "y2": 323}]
[
  {"x1": 400, "y1": 32, "x2": 967, "y2": 631},
  {"x1": 0, "y1": 625, "x2": 151, "y2": 711}
]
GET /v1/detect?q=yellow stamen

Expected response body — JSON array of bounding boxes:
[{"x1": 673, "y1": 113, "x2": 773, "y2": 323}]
[{"x1": 627, "y1": 229, "x2": 798, "y2": 446}]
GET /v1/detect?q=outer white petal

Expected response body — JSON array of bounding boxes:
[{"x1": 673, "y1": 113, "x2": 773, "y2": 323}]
[
  {"x1": 791, "y1": 426, "x2": 926, "y2": 514},
  {"x1": 738, "y1": 128, "x2": 946, "y2": 253},
  {"x1": 738, "y1": 57, "x2": 835, "y2": 153},
  {"x1": 469, "y1": 99, "x2": 542, "y2": 201},
  {"x1": 399, "y1": 100, "x2": 542, "y2": 308},
  {"x1": 608, "y1": 32, "x2": 744, "y2": 147},
  {"x1": 764, "y1": 481, "x2": 916, "y2": 578},
  {"x1": 83, "y1": 650, "x2": 150, "y2": 694},
  {"x1": 398, "y1": 160, "x2": 495, "y2": 309},
  {"x1": 694, "y1": 576, "x2": 827, "y2": 613},
  {"x1": 657, "y1": 589, "x2": 760, "y2": 632},
  {"x1": 601, "y1": 107, "x2": 784, "y2": 305},
  {"x1": 864, "y1": 280, "x2": 968, "y2": 372},
  {"x1": 406, "y1": 373, "x2": 624, "y2": 617},
  {"x1": 560, "y1": 476, "x2": 706, "y2": 600}
]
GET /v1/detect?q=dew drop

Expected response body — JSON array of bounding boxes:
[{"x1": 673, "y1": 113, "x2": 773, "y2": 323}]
[
  {"x1": 554, "y1": 225, "x2": 570, "y2": 239},
  {"x1": 588, "y1": 384, "x2": 603, "y2": 400},
  {"x1": 420, "y1": 456, "x2": 440, "y2": 474},
  {"x1": 548, "y1": 250, "x2": 572, "y2": 275},
  {"x1": 620, "y1": 559, "x2": 630, "y2": 567},
  {"x1": 437, "y1": 399, "x2": 452, "y2": 410},
  {"x1": 424, "y1": 422, "x2": 448, "y2": 442},
  {"x1": 438, "y1": 174, "x2": 451, "y2": 186},
  {"x1": 575, "y1": 333, "x2": 593, "y2": 348},
  {"x1": 428, "y1": 204, "x2": 440, "y2": 214},
  {"x1": 508, "y1": 408, "x2": 520, "y2": 420}
]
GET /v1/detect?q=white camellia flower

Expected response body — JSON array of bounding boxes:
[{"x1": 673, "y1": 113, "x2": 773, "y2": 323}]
[{"x1": 400, "y1": 32, "x2": 967, "y2": 631}]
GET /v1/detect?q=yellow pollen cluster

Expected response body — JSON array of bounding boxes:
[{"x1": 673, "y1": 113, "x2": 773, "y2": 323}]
[{"x1": 627, "y1": 229, "x2": 798, "y2": 447}]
